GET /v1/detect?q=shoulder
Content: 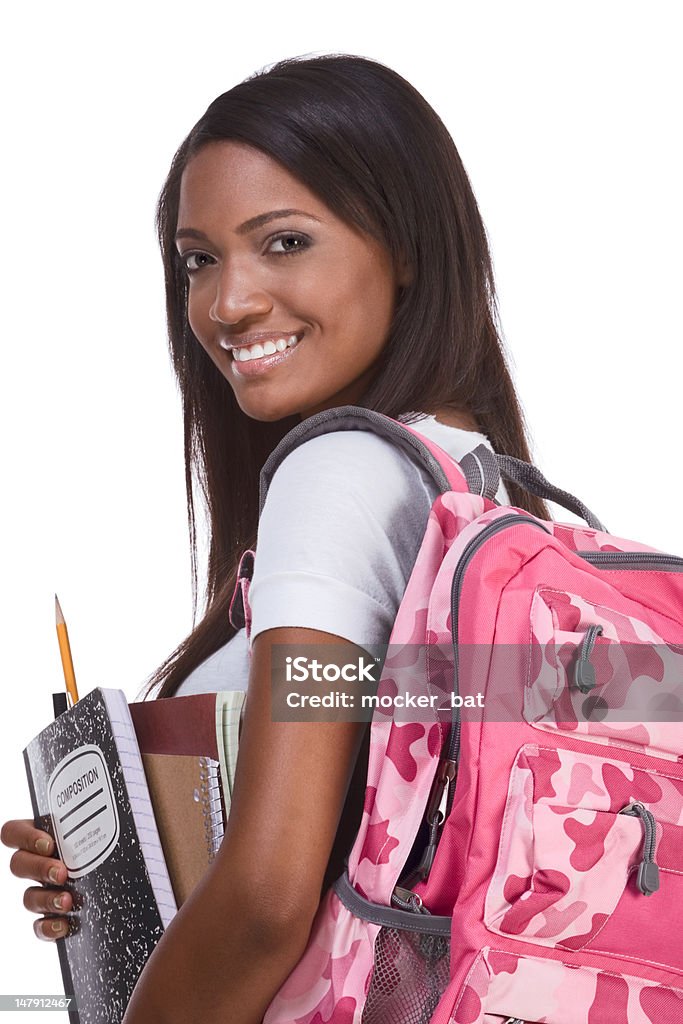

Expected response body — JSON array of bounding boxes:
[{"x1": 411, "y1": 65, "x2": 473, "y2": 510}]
[
  {"x1": 250, "y1": 429, "x2": 436, "y2": 646},
  {"x1": 265, "y1": 429, "x2": 433, "y2": 510}
]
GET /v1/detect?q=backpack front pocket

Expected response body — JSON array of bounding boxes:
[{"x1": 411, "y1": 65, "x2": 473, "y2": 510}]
[
  {"x1": 484, "y1": 744, "x2": 683, "y2": 971},
  {"x1": 444, "y1": 947, "x2": 683, "y2": 1024},
  {"x1": 525, "y1": 587, "x2": 683, "y2": 759}
]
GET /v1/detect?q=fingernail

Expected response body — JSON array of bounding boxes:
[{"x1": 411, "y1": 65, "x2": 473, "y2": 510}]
[
  {"x1": 35, "y1": 837, "x2": 52, "y2": 855},
  {"x1": 52, "y1": 894, "x2": 65, "y2": 911},
  {"x1": 48, "y1": 866, "x2": 62, "y2": 884},
  {"x1": 51, "y1": 919, "x2": 67, "y2": 935}
]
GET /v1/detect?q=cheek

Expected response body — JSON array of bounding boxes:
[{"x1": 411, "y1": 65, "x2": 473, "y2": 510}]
[
  {"x1": 317, "y1": 252, "x2": 394, "y2": 328},
  {"x1": 332, "y1": 257, "x2": 397, "y2": 345},
  {"x1": 186, "y1": 290, "x2": 207, "y2": 342}
]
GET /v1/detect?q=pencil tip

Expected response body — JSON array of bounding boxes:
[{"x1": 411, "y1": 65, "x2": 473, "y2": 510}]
[{"x1": 55, "y1": 594, "x2": 65, "y2": 625}]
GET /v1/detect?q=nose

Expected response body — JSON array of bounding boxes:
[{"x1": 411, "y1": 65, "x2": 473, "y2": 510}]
[{"x1": 208, "y1": 260, "x2": 272, "y2": 325}]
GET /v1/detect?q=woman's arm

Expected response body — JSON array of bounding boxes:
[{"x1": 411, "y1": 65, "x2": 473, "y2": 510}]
[{"x1": 123, "y1": 625, "x2": 367, "y2": 1024}]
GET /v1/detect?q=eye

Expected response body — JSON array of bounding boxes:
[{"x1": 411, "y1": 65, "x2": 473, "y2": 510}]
[
  {"x1": 180, "y1": 251, "x2": 216, "y2": 274},
  {"x1": 267, "y1": 233, "x2": 310, "y2": 256}
]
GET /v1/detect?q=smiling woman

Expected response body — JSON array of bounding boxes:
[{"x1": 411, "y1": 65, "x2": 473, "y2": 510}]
[
  {"x1": 1, "y1": 53, "x2": 547, "y2": 1024},
  {"x1": 174, "y1": 142, "x2": 410, "y2": 421}
]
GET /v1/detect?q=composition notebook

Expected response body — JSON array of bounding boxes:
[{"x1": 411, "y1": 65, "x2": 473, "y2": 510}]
[
  {"x1": 22, "y1": 687, "x2": 245, "y2": 1024},
  {"x1": 23, "y1": 688, "x2": 176, "y2": 1024}
]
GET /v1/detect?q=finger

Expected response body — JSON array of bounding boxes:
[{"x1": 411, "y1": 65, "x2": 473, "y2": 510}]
[
  {"x1": 10, "y1": 849, "x2": 67, "y2": 886},
  {"x1": 23, "y1": 886, "x2": 73, "y2": 916},
  {"x1": 1, "y1": 819, "x2": 55, "y2": 856},
  {"x1": 33, "y1": 916, "x2": 72, "y2": 942}
]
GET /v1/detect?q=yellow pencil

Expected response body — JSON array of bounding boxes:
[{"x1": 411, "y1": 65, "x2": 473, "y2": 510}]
[{"x1": 55, "y1": 594, "x2": 80, "y2": 706}]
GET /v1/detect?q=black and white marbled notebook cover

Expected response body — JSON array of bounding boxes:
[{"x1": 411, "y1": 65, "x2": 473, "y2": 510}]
[{"x1": 23, "y1": 688, "x2": 176, "y2": 1024}]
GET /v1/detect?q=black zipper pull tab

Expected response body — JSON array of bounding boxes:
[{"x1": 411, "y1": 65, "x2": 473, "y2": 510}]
[
  {"x1": 574, "y1": 624, "x2": 603, "y2": 693},
  {"x1": 619, "y1": 801, "x2": 660, "y2": 896},
  {"x1": 402, "y1": 756, "x2": 457, "y2": 886}
]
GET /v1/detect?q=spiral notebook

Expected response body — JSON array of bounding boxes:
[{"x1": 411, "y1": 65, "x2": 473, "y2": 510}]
[
  {"x1": 130, "y1": 690, "x2": 245, "y2": 905},
  {"x1": 141, "y1": 752, "x2": 224, "y2": 905}
]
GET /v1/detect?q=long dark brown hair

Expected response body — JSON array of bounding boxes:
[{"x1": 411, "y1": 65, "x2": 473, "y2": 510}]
[{"x1": 146, "y1": 53, "x2": 547, "y2": 699}]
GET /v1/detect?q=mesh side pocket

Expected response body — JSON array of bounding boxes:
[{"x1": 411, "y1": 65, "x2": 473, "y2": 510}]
[{"x1": 360, "y1": 925, "x2": 450, "y2": 1024}]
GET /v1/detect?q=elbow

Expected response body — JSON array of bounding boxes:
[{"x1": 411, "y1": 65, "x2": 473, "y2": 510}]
[
  {"x1": 235, "y1": 875, "x2": 321, "y2": 953},
  {"x1": 202, "y1": 859, "x2": 322, "y2": 955}
]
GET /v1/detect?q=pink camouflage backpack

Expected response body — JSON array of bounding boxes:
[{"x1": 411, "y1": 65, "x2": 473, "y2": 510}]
[{"x1": 229, "y1": 406, "x2": 683, "y2": 1024}]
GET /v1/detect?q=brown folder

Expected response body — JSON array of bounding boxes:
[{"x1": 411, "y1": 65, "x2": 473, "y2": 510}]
[
  {"x1": 129, "y1": 691, "x2": 245, "y2": 904},
  {"x1": 141, "y1": 752, "x2": 223, "y2": 906}
]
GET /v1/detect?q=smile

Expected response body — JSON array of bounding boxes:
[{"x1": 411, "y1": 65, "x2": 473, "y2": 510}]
[
  {"x1": 231, "y1": 332, "x2": 303, "y2": 362},
  {"x1": 228, "y1": 331, "x2": 305, "y2": 378}
]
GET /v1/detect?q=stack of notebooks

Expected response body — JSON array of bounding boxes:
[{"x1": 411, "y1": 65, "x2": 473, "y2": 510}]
[{"x1": 22, "y1": 687, "x2": 245, "y2": 1024}]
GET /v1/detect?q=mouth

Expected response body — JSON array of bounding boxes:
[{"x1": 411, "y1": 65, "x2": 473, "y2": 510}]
[
  {"x1": 227, "y1": 330, "x2": 306, "y2": 378},
  {"x1": 226, "y1": 330, "x2": 304, "y2": 364}
]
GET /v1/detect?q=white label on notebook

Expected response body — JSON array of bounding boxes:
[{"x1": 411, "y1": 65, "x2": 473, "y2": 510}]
[{"x1": 48, "y1": 744, "x2": 119, "y2": 878}]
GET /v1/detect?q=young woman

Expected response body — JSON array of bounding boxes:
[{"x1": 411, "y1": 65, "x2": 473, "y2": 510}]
[{"x1": 2, "y1": 53, "x2": 546, "y2": 1022}]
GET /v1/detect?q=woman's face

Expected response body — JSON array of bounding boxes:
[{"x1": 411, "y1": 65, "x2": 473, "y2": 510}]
[{"x1": 176, "y1": 141, "x2": 408, "y2": 422}]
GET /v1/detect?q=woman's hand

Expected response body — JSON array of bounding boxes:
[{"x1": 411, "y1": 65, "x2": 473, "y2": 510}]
[{"x1": 1, "y1": 819, "x2": 73, "y2": 940}]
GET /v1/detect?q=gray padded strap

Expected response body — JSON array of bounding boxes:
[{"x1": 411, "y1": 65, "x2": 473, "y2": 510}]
[
  {"x1": 259, "y1": 406, "x2": 455, "y2": 515},
  {"x1": 258, "y1": 404, "x2": 607, "y2": 533},
  {"x1": 333, "y1": 870, "x2": 451, "y2": 936},
  {"x1": 497, "y1": 455, "x2": 606, "y2": 532},
  {"x1": 460, "y1": 443, "x2": 500, "y2": 500}
]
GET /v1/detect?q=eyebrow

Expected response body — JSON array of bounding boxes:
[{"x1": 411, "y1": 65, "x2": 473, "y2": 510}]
[{"x1": 175, "y1": 208, "x2": 322, "y2": 243}]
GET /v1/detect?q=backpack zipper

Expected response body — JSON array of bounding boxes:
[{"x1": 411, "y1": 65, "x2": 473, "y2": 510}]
[
  {"x1": 409, "y1": 526, "x2": 683, "y2": 887},
  {"x1": 618, "y1": 802, "x2": 660, "y2": 895},
  {"x1": 403, "y1": 514, "x2": 551, "y2": 887},
  {"x1": 577, "y1": 550, "x2": 683, "y2": 572},
  {"x1": 445, "y1": 514, "x2": 552, "y2": 778},
  {"x1": 574, "y1": 624, "x2": 604, "y2": 693}
]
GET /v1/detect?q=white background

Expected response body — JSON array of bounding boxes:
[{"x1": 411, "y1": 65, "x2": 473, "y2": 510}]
[{"x1": 1, "y1": 1, "x2": 681, "y2": 1017}]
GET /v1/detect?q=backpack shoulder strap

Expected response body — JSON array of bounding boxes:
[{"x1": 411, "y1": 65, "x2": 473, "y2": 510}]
[
  {"x1": 258, "y1": 406, "x2": 608, "y2": 530},
  {"x1": 231, "y1": 407, "x2": 497, "y2": 637},
  {"x1": 258, "y1": 405, "x2": 492, "y2": 514}
]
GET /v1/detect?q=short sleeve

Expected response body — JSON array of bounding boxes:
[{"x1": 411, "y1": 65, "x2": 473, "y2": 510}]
[{"x1": 248, "y1": 431, "x2": 438, "y2": 649}]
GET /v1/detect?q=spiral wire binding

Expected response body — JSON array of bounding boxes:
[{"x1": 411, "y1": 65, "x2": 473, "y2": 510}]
[{"x1": 197, "y1": 756, "x2": 225, "y2": 861}]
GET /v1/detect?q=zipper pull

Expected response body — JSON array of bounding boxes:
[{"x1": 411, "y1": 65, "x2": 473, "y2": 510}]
[
  {"x1": 619, "y1": 801, "x2": 660, "y2": 895},
  {"x1": 401, "y1": 756, "x2": 457, "y2": 887},
  {"x1": 574, "y1": 624, "x2": 603, "y2": 693},
  {"x1": 504, "y1": 1018, "x2": 525, "y2": 1024},
  {"x1": 390, "y1": 884, "x2": 430, "y2": 915},
  {"x1": 399, "y1": 757, "x2": 457, "y2": 889},
  {"x1": 400, "y1": 816, "x2": 442, "y2": 888},
  {"x1": 425, "y1": 756, "x2": 457, "y2": 826}
]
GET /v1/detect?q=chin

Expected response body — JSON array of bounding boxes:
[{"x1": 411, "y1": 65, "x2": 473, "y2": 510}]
[{"x1": 235, "y1": 394, "x2": 302, "y2": 424}]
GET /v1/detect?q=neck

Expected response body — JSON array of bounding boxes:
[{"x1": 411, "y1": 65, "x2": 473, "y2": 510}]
[{"x1": 429, "y1": 407, "x2": 481, "y2": 432}]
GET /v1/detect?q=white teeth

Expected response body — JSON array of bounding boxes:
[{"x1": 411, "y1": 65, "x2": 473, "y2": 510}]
[{"x1": 233, "y1": 333, "x2": 301, "y2": 362}]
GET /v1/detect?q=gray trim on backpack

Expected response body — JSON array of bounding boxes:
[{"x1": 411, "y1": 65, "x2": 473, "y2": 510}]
[
  {"x1": 460, "y1": 444, "x2": 501, "y2": 501},
  {"x1": 259, "y1": 406, "x2": 458, "y2": 515},
  {"x1": 333, "y1": 870, "x2": 452, "y2": 936},
  {"x1": 258, "y1": 406, "x2": 607, "y2": 533},
  {"x1": 496, "y1": 455, "x2": 606, "y2": 531}
]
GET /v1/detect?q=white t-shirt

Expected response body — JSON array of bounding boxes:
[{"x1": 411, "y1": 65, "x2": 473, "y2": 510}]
[{"x1": 175, "y1": 415, "x2": 509, "y2": 696}]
